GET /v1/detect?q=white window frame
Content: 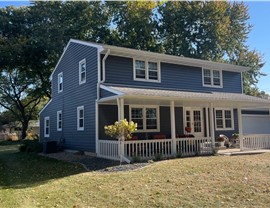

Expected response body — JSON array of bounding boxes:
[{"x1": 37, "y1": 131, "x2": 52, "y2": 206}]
[
  {"x1": 79, "y1": 58, "x2": 86, "y2": 84},
  {"x1": 44, "y1": 116, "x2": 50, "y2": 137},
  {"x1": 57, "y1": 110, "x2": 62, "y2": 131},
  {"x1": 215, "y1": 108, "x2": 234, "y2": 130},
  {"x1": 202, "y1": 68, "x2": 223, "y2": 88},
  {"x1": 77, "y1": 106, "x2": 84, "y2": 131},
  {"x1": 133, "y1": 59, "x2": 161, "y2": 83},
  {"x1": 129, "y1": 105, "x2": 160, "y2": 132},
  {"x1": 58, "y1": 72, "x2": 63, "y2": 93}
]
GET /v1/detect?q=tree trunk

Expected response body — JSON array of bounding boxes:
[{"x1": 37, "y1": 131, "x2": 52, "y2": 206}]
[{"x1": 21, "y1": 120, "x2": 29, "y2": 140}]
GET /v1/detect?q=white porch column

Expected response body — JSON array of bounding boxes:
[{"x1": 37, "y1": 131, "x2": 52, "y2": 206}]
[
  {"x1": 117, "y1": 98, "x2": 125, "y2": 162},
  {"x1": 209, "y1": 103, "x2": 215, "y2": 148},
  {"x1": 170, "y1": 100, "x2": 176, "y2": 154},
  {"x1": 237, "y1": 105, "x2": 244, "y2": 150},
  {"x1": 117, "y1": 98, "x2": 124, "y2": 121},
  {"x1": 205, "y1": 107, "x2": 209, "y2": 137}
]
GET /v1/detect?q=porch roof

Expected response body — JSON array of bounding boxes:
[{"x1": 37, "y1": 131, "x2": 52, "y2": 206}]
[{"x1": 100, "y1": 85, "x2": 270, "y2": 107}]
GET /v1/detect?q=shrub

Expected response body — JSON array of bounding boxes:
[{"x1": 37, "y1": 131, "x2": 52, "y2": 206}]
[
  {"x1": 132, "y1": 155, "x2": 141, "y2": 163},
  {"x1": 176, "y1": 151, "x2": 182, "y2": 158},
  {"x1": 19, "y1": 139, "x2": 43, "y2": 153},
  {"x1": 154, "y1": 153, "x2": 163, "y2": 161},
  {"x1": 104, "y1": 119, "x2": 137, "y2": 140}
]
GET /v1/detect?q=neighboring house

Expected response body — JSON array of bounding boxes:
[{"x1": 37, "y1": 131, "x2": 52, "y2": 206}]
[
  {"x1": 0, "y1": 120, "x2": 39, "y2": 140},
  {"x1": 39, "y1": 39, "x2": 270, "y2": 161}
]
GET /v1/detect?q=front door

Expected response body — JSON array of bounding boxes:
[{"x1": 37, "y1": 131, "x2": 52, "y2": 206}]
[{"x1": 184, "y1": 108, "x2": 204, "y2": 137}]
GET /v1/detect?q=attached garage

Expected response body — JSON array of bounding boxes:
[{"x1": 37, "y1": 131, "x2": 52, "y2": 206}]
[{"x1": 242, "y1": 109, "x2": 270, "y2": 135}]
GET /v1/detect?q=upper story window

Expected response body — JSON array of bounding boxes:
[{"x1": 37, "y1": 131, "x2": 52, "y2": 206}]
[
  {"x1": 203, "y1": 69, "x2": 222, "y2": 87},
  {"x1": 77, "y1": 106, "x2": 84, "y2": 131},
  {"x1": 134, "y1": 59, "x2": 160, "y2": 82},
  {"x1": 79, "y1": 59, "x2": 86, "y2": 84},
  {"x1": 58, "y1": 72, "x2": 63, "y2": 93},
  {"x1": 44, "y1": 116, "x2": 50, "y2": 137},
  {"x1": 215, "y1": 109, "x2": 234, "y2": 130},
  {"x1": 130, "y1": 105, "x2": 159, "y2": 132},
  {"x1": 57, "y1": 110, "x2": 62, "y2": 131}
]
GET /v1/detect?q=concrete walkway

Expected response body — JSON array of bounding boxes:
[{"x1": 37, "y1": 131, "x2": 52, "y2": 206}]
[{"x1": 218, "y1": 148, "x2": 270, "y2": 156}]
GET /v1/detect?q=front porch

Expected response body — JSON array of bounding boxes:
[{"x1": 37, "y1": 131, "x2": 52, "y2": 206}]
[
  {"x1": 96, "y1": 85, "x2": 270, "y2": 162},
  {"x1": 98, "y1": 134, "x2": 270, "y2": 161}
]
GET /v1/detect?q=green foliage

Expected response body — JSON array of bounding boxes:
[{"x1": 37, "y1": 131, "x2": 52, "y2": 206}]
[
  {"x1": 104, "y1": 119, "x2": 137, "y2": 140},
  {"x1": 176, "y1": 151, "x2": 182, "y2": 158},
  {"x1": 19, "y1": 139, "x2": 43, "y2": 153},
  {"x1": 132, "y1": 155, "x2": 141, "y2": 163},
  {"x1": 154, "y1": 153, "x2": 163, "y2": 161}
]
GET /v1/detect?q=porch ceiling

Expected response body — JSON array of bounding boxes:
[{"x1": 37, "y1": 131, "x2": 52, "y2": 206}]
[{"x1": 99, "y1": 85, "x2": 270, "y2": 108}]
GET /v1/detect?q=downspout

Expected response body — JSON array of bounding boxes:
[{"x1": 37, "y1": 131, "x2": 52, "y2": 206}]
[{"x1": 101, "y1": 49, "x2": 110, "y2": 83}]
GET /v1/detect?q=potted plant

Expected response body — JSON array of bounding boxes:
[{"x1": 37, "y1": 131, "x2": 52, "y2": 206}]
[
  {"x1": 185, "y1": 127, "x2": 192, "y2": 135},
  {"x1": 217, "y1": 136, "x2": 225, "y2": 147}
]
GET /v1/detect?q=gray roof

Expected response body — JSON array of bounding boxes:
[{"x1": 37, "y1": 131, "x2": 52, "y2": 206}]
[{"x1": 107, "y1": 85, "x2": 270, "y2": 105}]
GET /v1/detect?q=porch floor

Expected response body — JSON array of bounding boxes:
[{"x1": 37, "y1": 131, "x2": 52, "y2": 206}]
[{"x1": 218, "y1": 148, "x2": 270, "y2": 156}]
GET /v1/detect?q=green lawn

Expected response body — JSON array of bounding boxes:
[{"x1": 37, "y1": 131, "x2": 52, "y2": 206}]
[{"x1": 0, "y1": 143, "x2": 270, "y2": 208}]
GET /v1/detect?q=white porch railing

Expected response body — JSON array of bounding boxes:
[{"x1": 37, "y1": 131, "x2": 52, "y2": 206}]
[
  {"x1": 176, "y1": 137, "x2": 212, "y2": 157},
  {"x1": 98, "y1": 137, "x2": 213, "y2": 161},
  {"x1": 243, "y1": 134, "x2": 270, "y2": 150},
  {"x1": 124, "y1": 139, "x2": 172, "y2": 159},
  {"x1": 98, "y1": 140, "x2": 119, "y2": 160}
]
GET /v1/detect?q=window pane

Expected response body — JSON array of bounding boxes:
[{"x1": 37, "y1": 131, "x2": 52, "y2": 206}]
[
  {"x1": 81, "y1": 72, "x2": 86, "y2": 82},
  {"x1": 132, "y1": 108, "x2": 143, "y2": 118},
  {"x1": 46, "y1": 128, "x2": 49, "y2": 135},
  {"x1": 148, "y1": 71, "x2": 158, "y2": 80},
  {"x1": 224, "y1": 110, "x2": 231, "y2": 119},
  {"x1": 79, "y1": 109, "x2": 84, "y2": 118},
  {"x1": 148, "y1": 62, "x2": 157, "y2": 71},
  {"x1": 204, "y1": 77, "x2": 211, "y2": 85},
  {"x1": 204, "y1": 69, "x2": 211, "y2": 77},
  {"x1": 146, "y1": 108, "x2": 156, "y2": 119},
  {"x1": 213, "y1": 78, "x2": 220, "y2": 86},
  {"x1": 81, "y1": 63, "x2": 86, "y2": 72},
  {"x1": 146, "y1": 119, "x2": 157, "y2": 129},
  {"x1": 225, "y1": 120, "x2": 232, "y2": 128},
  {"x1": 216, "y1": 119, "x2": 223, "y2": 128},
  {"x1": 213, "y1": 70, "x2": 220, "y2": 78},
  {"x1": 216, "y1": 110, "x2": 223, "y2": 118},
  {"x1": 136, "y1": 69, "x2": 145, "y2": 79},
  {"x1": 79, "y1": 118, "x2": 84, "y2": 128},
  {"x1": 58, "y1": 121, "x2": 62, "y2": 129},
  {"x1": 135, "y1": 60, "x2": 145, "y2": 69}
]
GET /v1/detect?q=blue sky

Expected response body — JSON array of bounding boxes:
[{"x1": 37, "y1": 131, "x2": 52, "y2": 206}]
[{"x1": 0, "y1": 1, "x2": 270, "y2": 93}]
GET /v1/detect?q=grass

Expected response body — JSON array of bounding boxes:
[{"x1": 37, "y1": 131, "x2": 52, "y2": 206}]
[{"x1": 0, "y1": 142, "x2": 270, "y2": 207}]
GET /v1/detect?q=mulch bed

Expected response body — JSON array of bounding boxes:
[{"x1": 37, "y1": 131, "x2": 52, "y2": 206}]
[{"x1": 40, "y1": 151, "x2": 149, "y2": 172}]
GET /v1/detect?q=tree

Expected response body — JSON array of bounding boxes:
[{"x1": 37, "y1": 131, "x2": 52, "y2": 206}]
[
  {"x1": 107, "y1": 1, "x2": 162, "y2": 52},
  {"x1": 0, "y1": 69, "x2": 43, "y2": 139}
]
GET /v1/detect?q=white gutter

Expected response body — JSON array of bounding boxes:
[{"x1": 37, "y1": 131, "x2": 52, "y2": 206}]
[{"x1": 101, "y1": 49, "x2": 110, "y2": 83}]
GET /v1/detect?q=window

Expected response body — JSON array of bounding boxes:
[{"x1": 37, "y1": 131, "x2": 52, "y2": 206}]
[
  {"x1": 130, "y1": 106, "x2": 159, "y2": 132},
  {"x1": 58, "y1": 72, "x2": 63, "y2": 92},
  {"x1": 134, "y1": 59, "x2": 160, "y2": 82},
  {"x1": 215, "y1": 109, "x2": 234, "y2": 130},
  {"x1": 44, "y1": 117, "x2": 50, "y2": 137},
  {"x1": 203, "y1": 69, "x2": 222, "y2": 87},
  {"x1": 77, "y1": 106, "x2": 84, "y2": 131},
  {"x1": 57, "y1": 111, "x2": 62, "y2": 131},
  {"x1": 79, "y1": 59, "x2": 86, "y2": 84}
]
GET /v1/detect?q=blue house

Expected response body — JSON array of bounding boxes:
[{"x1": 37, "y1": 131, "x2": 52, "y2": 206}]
[{"x1": 40, "y1": 39, "x2": 270, "y2": 161}]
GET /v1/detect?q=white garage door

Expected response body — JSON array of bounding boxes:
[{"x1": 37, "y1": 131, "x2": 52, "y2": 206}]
[{"x1": 242, "y1": 115, "x2": 270, "y2": 135}]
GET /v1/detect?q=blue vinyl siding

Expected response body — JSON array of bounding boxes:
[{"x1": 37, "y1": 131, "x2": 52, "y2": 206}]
[
  {"x1": 40, "y1": 42, "x2": 98, "y2": 152},
  {"x1": 105, "y1": 55, "x2": 242, "y2": 93}
]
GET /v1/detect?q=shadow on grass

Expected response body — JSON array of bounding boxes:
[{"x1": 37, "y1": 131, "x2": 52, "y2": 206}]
[{"x1": 0, "y1": 144, "x2": 86, "y2": 190}]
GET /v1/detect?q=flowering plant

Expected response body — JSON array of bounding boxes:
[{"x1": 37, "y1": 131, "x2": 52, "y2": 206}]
[
  {"x1": 185, "y1": 127, "x2": 192, "y2": 133},
  {"x1": 104, "y1": 119, "x2": 137, "y2": 140}
]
